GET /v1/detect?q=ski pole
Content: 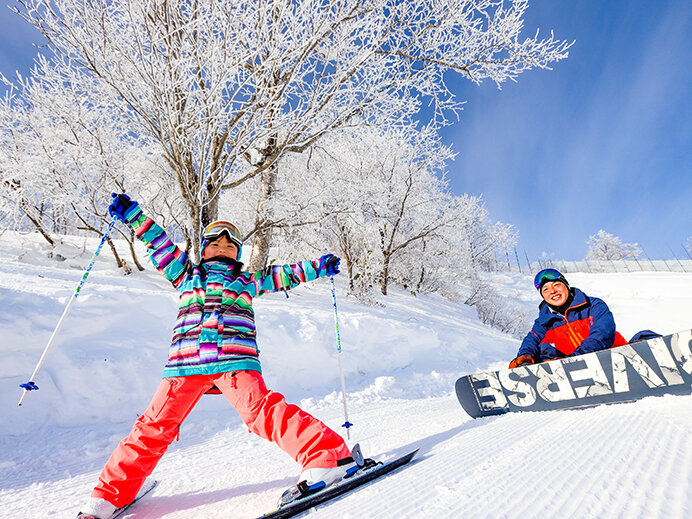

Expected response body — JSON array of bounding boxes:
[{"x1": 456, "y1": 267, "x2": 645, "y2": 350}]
[
  {"x1": 330, "y1": 275, "x2": 353, "y2": 439},
  {"x1": 18, "y1": 216, "x2": 118, "y2": 406}
]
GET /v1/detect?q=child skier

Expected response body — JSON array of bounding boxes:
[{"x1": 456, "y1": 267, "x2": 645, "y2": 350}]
[{"x1": 77, "y1": 194, "x2": 357, "y2": 519}]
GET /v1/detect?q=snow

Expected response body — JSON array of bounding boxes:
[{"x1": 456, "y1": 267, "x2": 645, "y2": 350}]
[{"x1": 1, "y1": 231, "x2": 691, "y2": 518}]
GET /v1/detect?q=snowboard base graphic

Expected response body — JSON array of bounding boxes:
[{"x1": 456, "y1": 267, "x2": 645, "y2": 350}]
[{"x1": 455, "y1": 329, "x2": 692, "y2": 418}]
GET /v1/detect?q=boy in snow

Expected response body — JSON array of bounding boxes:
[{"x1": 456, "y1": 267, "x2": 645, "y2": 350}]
[
  {"x1": 508, "y1": 268, "x2": 629, "y2": 369},
  {"x1": 77, "y1": 194, "x2": 357, "y2": 519}
]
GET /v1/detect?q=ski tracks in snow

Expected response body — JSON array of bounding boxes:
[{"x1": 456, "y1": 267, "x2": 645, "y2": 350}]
[
  {"x1": 412, "y1": 395, "x2": 692, "y2": 519},
  {"x1": 259, "y1": 393, "x2": 692, "y2": 519},
  {"x1": 1, "y1": 393, "x2": 691, "y2": 518},
  {"x1": 242, "y1": 392, "x2": 692, "y2": 519}
]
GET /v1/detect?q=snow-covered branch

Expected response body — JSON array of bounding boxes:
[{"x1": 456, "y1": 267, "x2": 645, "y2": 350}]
[{"x1": 9, "y1": 0, "x2": 569, "y2": 265}]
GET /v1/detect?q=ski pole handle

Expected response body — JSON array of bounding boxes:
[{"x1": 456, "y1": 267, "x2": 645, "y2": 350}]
[{"x1": 18, "y1": 216, "x2": 118, "y2": 406}]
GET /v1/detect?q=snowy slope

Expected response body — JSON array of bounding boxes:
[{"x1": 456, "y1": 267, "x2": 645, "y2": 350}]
[{"x1": 1, "y1": 231, "x2": 691, "y2": 518}]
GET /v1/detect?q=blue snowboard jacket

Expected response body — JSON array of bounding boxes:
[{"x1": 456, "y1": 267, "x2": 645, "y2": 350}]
[{"x1": 517, "y1": 288, "x2": 627, "y2": 362}]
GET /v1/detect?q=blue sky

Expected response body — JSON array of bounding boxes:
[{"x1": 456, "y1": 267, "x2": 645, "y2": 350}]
[
  {"x1": 1, "y1": 1, "x2": 690, "y2": 261},
  {"x1": 440, "y1": 0, "x2": 692, "y2": 261}
]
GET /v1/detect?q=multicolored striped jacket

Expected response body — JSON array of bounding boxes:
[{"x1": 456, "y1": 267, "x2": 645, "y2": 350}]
[
  {"x1": 517, "y1": 288, "x2": 628, "y2": 362},
  {"x1": 122, "y1": 204, "x2": 331, "y2": 378}
]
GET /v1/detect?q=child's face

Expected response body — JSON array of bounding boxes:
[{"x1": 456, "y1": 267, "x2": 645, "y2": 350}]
[{"x1": 202, "y1": 234, "x2": 239, "y2": 261}]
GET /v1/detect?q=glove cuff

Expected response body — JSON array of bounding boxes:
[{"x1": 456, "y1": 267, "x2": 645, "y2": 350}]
[
  {"x1": 317, "y1": 256, "x2": 327, "y2": 275},
  {"x1": 123, "y1": 202, "x2": 142, "y2": 223}
]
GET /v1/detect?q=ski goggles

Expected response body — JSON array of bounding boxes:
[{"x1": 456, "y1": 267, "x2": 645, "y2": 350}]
[
  {"x1": 202, "y1": 221, "x2": 243, "y2": 247},
  {"x1": 533, "y1": 268, "x2": 565, "y2": 290}
]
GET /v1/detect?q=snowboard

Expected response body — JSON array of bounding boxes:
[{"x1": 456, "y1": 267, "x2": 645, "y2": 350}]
[
  {"x1": 456, "y1": 329, "x2": 692, "y2": 418},
  {"x1": 110, "y1": 479, "x2": 158, "y2": 519},
  {"x1": 257, "y1": 449, "x2": 419, "y2": 519}
]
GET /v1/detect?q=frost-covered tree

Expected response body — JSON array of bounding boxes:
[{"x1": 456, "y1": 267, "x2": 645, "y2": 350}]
[
  {"x1": 13, "y1": 0, "x2": 571, "y2": 265},
  {"x1": 458, "y1": 200, "x2": 517, "y2": 272},
  {"x1": 464, "y1": 276, "x2": 530, "y2": 338},
  {"x1": 0, "y1": 56, "x2": 177, "y2": 271},
  {"x1": 272, "y1": 125, "x2": 460, "y2": 295},
  {"x1": 389, "y1": 193, "x2": 516, "y2": 297},
  {"x1": 263, "y1": 125, "x2": 516, "y2": 298},
  {"x1": 586, "y1": 230, "x2": 642, "y2": 261}
]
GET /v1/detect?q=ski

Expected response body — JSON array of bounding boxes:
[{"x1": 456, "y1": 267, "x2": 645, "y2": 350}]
[
  {"x1": 257, "y1": 449, "x2": 419, "y2": 519},
  {"x1": 110, "y1": 479, "x2": 158, "y2": 519},
  {"x1": 455, "y1": 329, "x2": 692, "y2": 418}
]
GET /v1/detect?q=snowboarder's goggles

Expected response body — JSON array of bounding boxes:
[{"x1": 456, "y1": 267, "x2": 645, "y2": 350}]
[
  {"x1": 533, "y1": 268, "x2": 565, "y2": 290},
  {"x1": 202, "y1": 221, "x2": 243, "y2": 246}
]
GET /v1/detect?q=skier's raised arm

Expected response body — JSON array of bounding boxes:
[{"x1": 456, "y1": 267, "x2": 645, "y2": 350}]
[{"x1": 108, "y1": 193, "x2": 189, "y2": 288}]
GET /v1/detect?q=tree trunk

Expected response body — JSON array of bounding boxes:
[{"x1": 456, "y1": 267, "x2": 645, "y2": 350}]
[
  {"x1": 379, "y1": 226, "x2": 391, "y2": 295},
  {"x1": 334, "y1": 217, "x2": 355, "y2": 291},
  {"x1": 248, "y1": 163, "x2": 277, "y2": 272},
  {"x1": 416, "y1": 239, "x2": 427, "y2": 292},
  {"x1": 380, "y1": 253, "x2": 390, "y2": 295},
  {"x1": 201, "y1": 187, "x2": 219, "y2": 228},
  {"x1": 106, "y1": 236, "x2": 132, "y2": 274},
  {"x1": 126, "y1": 235, "x2": 145, "y2": 272},
  {"x1": 189, "y1": 204, "x2": 202, "y2": 262},
  {"x1": 24, "y1": 208, "x2": 56, "y2": 248}
]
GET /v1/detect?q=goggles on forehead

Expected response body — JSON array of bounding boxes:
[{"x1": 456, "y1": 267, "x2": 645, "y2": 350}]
[
  {"x1": 202, "y1": 221, "x2": 243, "y2": 246},
  {"x1": 533, "y1": 268, "x2": 566, "y2": 290}
]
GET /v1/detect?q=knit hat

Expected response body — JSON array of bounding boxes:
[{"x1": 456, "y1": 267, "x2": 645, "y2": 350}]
[
  {"x1": 533, "y1": 268, "x2": 569, "y2": 291},
  {"x1": 201, "y1": 220, "x2": 243, "y2": 260}
]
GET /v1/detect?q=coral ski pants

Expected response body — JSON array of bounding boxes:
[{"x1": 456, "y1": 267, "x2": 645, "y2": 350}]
[{"x1": 92, "y1": 370, "x2": 351, "y2": 507}]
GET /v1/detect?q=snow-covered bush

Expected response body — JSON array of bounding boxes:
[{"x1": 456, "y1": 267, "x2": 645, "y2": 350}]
[
  {"x1": 464, "y1": 277, "x2": 531, "y2": 338},
  {"x1": 586, "y1": 230, "x2": 642, "y2": 261}
]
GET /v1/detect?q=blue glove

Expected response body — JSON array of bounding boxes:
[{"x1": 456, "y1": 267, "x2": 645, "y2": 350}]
[
  {"x1": 539, "y1": 343, "x2": 565, "y2": 362},
  {"x1": 320, "y1": 254, "x2": 341, "y2": 276},
  {"x1": 108, "y1": 193, "x2": 135, "y2": 221}
]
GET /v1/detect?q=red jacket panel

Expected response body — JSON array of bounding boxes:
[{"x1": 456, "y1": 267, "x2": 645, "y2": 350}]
[{"x1": 518, "y1": 288, "x2": 626, "y2": 361}]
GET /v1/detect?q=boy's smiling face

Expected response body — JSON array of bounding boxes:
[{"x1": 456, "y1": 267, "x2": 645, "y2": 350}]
[
  {"x1": 202, "y1": 234, "x2": 239, "y2": 261},
  {"x1": 540, "y1": 280, "x2": 569, "y2": 307}
]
